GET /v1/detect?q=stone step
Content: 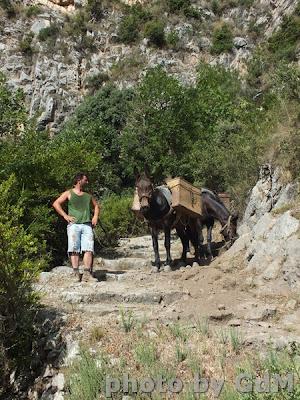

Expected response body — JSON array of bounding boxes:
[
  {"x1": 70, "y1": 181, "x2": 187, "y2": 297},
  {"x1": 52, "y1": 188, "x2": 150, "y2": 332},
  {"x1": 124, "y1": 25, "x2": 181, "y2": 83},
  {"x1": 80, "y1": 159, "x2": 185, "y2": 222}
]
[
  {"x1": 75, "y1": 302, "x2": 159, "y2": 319},
  {"x1": 60, "y1": 283, "x2": 184, "y2": 306},
  {"x1": 94, "y1": 257, "x2": 152, "y2": 271}
]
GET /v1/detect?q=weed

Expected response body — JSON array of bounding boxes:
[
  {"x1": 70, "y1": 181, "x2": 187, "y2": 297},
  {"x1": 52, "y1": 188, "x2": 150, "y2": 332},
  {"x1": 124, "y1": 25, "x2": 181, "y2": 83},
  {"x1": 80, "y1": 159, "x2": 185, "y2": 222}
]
[
  {"x1": 168, "y1": 322, "x2": 189, "y2": 342},
  {"x1": 89, "y1": 326, "x2": 105, "y2": 343},
  {"x1": 134, "y1": 341, "x2": 157, "y2": 371},
  {"x1": 119, "y1": 307, "x2": 135, "y2": 333},
  {"x1": 229, "y1": 327, "x2": 243, "y2": 354},
  {"x1": 195, "y1": 317, "x2": 210, "y2": 337},
  {"x1": 218, "y1": 328, "x2": 229, "y2": 345},
  {"x1": 175, "y1": 342, "x2": 189, "y2": 363}
]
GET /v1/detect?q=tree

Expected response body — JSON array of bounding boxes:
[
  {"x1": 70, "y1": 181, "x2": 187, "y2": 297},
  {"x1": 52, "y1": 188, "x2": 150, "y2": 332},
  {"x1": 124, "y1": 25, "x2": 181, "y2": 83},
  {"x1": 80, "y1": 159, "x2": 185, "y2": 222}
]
[{"x1": 120, "y1": 67, "x2": 197, "y2": 182}]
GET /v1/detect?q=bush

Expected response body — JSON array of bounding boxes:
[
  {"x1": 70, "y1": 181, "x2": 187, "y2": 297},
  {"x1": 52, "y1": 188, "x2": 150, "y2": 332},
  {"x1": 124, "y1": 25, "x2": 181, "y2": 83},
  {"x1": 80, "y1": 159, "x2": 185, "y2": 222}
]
[
  {"x1": 38, "y1": 24, "x2": 60, "y2": 42},
  {"x1": 268, "y1": 12, "x2": 300, "y2": 61},
  {"x1": 86, "y1": 0, "x2": 103, "y2": 21},
  {"x1": 167, "y1": 0, "x2": 190, "y2": 12},
  {"x1": 0, "y1": 0, "x2": 15, "y2": 17},
  {"x1": 94, "y1": 194, "x2": 147, "y2": 247},
  {"x1": 19, "y1": 32, "x2": 35, "y2": 55},
  {"x1": 84, "y1": 72, "x2": 109, "y2": 93},
  {"x1": 117, "y1": 4, "x2": 152, "y2": 44},
  {"x1": 238, "y1": 0, "x2": 254, "y2": 7},
  {"x1": 211, "y1": 23, "x2": 233, "y2": 54},
  {"x1": 117, "y1": 14, "x2": 140, "y2": 43},
  {"x1": 0, "y1": 73, "x2": 27, "y2": 138},
  {"x1": 0, "y1": 176, "x2": 46, "y2": 395},
  {"x1": 166, "y1": 30, "x2": 181, "y2": 50},
  {"x1": 144, "y1": 20, "x2": 165, "y2": 47},
  {"x1": 25, "y1": 4, "x2": 41, "y2": 17}
]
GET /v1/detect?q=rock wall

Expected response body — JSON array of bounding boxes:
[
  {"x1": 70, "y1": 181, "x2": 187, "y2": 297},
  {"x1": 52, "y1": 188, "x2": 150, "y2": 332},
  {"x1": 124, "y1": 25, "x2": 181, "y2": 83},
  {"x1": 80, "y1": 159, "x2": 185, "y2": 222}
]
[
  {"x1": 225, "y1": 165, "x2": 300, "y2": 291},
  {"x1": 0, "y1": 0, "x2": 298, "y2": 131}
]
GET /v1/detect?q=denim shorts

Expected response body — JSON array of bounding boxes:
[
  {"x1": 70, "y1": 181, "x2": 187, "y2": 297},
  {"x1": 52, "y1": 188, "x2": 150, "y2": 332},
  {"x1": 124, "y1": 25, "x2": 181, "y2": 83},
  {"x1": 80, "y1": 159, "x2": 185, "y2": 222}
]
[{"x1": 67, "y1": 223, "x2": 94, "y2": 254}]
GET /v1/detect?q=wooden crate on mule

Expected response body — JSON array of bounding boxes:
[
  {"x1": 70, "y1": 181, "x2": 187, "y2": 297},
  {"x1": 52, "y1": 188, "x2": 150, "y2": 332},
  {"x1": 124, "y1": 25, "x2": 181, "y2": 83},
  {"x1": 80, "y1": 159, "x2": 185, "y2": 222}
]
[{"x1": 166, "y1": 177, "x2": 202, "y2": 218}]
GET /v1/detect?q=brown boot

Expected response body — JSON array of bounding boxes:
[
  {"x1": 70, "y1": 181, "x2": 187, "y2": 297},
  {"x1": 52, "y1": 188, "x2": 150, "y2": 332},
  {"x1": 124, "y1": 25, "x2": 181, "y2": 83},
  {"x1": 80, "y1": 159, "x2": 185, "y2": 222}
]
[
  {"x1": 82, "y1": 269, "x2": 98, "y2": 283},
  {"x1": 73, "y1": 268, "x2": 82, "y2": 282}
]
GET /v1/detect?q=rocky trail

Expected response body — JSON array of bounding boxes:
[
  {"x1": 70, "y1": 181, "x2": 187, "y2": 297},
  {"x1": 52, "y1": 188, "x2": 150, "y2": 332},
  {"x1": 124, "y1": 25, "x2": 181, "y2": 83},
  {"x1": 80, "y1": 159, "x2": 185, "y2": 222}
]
[
  {"x1": 30, "y1": 166, "x2": 300, "y2": 399},
  {"x1": 37, "y1": 229, "x2": 300, "y2": 354}
]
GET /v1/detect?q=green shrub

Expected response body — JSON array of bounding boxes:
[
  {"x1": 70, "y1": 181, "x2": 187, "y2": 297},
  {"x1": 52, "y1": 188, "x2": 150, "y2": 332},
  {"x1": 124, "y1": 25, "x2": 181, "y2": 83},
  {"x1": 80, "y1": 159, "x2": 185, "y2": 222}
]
[
  {"x1": 0, "y1": 0, "x2": 15, "y2": 17},
  {"x1": 86, "y1": 0, "x2": 103, "y2": 21},
  {"x1": 25, "y1": 4, "x2": 41, "y2": 17},
  {"x1": 66, "y1": 10, "x2": 88, "y2": 34},
  {"x1": 167, "y1": 0, "x2": 190, "y2": 12},
  {"x1": 117, "y1": 14, "x2": 140, "y2": 43},
  {"x1": 117, "y1": 4, "x2": 151, "y2": 44},
  {"x1": 110, "y1": 52, "x2": 146, "y2": 81},
  {"x1": 166, "y1": 30, "x2": 181, "y2": 50},
  {"x1": 183, "y1": 5, "x2": 202, "y2": 19},
  {"x1": 211, "y1": 23, "x2": 233, "y2": 54},
  {"x1": 268, "y1": 12, "x2": 300, "y2": 61},
  {"x1": 94, "y1": 194, "x2": 147, "y2": 247},
  {"x1": 19, "y1": 32, "x2": 35, "y2": 55},
  {"x1": 66, "y1": 348, "x2": 110, "y2": 400},
  {"x1": 211, "y1": 0, "x2": 238, "y2": 15},
  {"x1": 0, "y1": 176, "x2": 46, "y2": 394},
  {"x1": 238, "y1": 0, "x2": 254, "y2": 7},
  {"x1": 144, "y1": 20, "x2": 165, "y2": 47},
  {"x1": 85, "y1": 72, "x2": 109, "y2": 93},
  {"x1": 0, "y1": 73, "x2": 27, "y2": 137},
  {"x1": 38, "y1": 24, "x2": 60, "y2": 42}
]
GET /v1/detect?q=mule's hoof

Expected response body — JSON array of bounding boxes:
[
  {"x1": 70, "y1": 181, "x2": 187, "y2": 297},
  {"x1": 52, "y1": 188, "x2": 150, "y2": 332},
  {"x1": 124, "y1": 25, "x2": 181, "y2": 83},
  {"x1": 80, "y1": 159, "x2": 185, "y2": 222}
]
[
  {"x1": 151, "y1": 266, "x2": 159, "y2": 273},
  {"x1": 163, "y1": 265, "x2": 172, "y2": 272}
]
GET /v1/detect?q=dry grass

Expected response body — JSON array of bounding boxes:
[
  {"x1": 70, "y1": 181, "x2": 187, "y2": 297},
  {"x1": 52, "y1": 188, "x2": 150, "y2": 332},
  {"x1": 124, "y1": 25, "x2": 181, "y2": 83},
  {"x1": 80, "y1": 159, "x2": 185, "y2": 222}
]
[{"x1": 65, "y1": 316, "x2": 300, "y2": 399}]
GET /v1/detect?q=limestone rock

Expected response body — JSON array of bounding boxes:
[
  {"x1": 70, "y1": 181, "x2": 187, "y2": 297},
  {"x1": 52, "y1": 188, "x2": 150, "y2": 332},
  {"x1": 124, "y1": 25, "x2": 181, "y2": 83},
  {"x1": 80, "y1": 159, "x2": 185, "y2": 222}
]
[
  {"x1": 233, "y1": 37, "x2": 248, "y2": 48},
  {"x1": 31, "y1": 19, "x2": 50, "y2": 35},
  {"x1": 52, "y1": 373, "x2": 65, "y2": 391}
]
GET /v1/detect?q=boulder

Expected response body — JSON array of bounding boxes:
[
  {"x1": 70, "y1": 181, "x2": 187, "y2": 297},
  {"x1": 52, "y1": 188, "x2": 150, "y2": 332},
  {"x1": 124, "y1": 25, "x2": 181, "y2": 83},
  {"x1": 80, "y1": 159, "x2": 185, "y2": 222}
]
[
  {"x1": 31, "y1": 19, "x2": 50, "y2": 35},
  {"x1": 243, "y1": 164, "x2": 282, "y2": 227},
  {"x1": 266, "y1": 212, "x2": 299, "y2": 241},
  {"x1": 233, "y1": 37, "x2": 248, "y2": 48}
]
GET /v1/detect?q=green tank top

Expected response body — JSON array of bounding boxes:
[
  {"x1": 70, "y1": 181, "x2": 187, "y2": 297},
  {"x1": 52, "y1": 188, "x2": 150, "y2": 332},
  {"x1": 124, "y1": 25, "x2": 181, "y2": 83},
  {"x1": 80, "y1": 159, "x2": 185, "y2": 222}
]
[{"x1": 68, "y1": 190, "x2": 92, "y2": 224}]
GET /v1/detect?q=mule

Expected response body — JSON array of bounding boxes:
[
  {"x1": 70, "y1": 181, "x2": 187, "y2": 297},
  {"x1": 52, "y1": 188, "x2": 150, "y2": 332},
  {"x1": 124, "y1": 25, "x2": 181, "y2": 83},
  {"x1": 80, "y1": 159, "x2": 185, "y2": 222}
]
[
  {"x1": 198, "y1": 189, "x2": 238, "y2": 258},
  {"x1": 134, "y1": 169, "x2": 201, "y2": 271}
]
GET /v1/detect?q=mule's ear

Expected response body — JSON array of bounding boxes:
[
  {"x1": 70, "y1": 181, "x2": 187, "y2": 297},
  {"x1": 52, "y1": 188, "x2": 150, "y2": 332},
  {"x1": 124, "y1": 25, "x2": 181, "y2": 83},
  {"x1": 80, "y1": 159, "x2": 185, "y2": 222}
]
[
  {"x1": 232, "y1": 211, "x2": 239, "y2": 221},
  {"x1": 144, "y1": 164, "x2": 151, "y2": 178},
  {"x1": 133, "y1": 166, "x2": 140, "y2": 179}
]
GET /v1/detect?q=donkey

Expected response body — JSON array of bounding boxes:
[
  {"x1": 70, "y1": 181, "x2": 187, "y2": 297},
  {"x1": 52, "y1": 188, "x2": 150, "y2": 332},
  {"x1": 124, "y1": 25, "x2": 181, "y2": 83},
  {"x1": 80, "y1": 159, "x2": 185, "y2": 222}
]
[
  {"x1": 134, "y1": 169, "x2": 201, "y2": 272},
  {"x1": 198, "y1": 189, "x2": 238, "y2": 258}
]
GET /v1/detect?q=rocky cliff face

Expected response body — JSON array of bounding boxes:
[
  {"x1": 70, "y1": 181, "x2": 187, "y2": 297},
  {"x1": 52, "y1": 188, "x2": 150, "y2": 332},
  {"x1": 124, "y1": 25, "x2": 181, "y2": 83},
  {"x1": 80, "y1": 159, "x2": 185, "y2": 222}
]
[{"x1": 0, "y1": 0, "x2": 298, "y2": 132}]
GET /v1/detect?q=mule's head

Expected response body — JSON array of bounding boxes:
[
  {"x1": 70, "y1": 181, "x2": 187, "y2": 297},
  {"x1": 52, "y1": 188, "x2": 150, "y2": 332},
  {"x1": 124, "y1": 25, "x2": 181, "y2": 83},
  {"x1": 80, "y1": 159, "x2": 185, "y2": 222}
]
[
  {"x1": 220, "y1": 212, "x2": 239, "y2": 246},
  {"x1": 134, "y1": 167, "x2": 153, "y2": 214}
]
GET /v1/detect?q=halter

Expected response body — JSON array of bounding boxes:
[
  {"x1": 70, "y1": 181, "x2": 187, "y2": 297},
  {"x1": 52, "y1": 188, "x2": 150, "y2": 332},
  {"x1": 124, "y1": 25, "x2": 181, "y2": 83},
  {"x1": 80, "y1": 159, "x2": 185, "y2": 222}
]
[{"x1": 220, "y1": 215, "x2": 232, "y2": 235}]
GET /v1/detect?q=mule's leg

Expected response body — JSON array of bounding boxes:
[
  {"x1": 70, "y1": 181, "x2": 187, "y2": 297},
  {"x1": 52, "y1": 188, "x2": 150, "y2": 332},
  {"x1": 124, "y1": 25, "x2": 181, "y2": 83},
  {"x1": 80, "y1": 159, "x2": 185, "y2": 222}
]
[
  {"x1": 185, "y1": 220, "x2": 199, "y2": 263},
  {"x1": 164, "y1": 226, "x2": 172, "y2": 266},
  {"x1": 151, "y1": 226, "x2": 161, "y2": 269},
  {"x1": 207, "y1": 222, "x2": 214, "y2": 259},
  {"x1": 176, "y1": 224, "x2": 189, "y2": 265}
]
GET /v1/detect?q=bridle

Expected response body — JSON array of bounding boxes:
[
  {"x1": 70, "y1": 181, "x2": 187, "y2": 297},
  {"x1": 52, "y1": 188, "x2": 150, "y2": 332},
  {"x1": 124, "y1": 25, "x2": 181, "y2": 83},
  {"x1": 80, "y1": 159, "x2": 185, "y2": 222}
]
[
  {"x1": 220, "y1": 215, "x2": 232, "y2": 235},
  {"x1": 136, "y1": 181, "x2": 154, "y2": 205}
]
